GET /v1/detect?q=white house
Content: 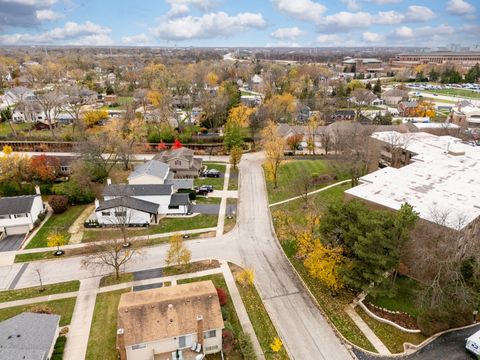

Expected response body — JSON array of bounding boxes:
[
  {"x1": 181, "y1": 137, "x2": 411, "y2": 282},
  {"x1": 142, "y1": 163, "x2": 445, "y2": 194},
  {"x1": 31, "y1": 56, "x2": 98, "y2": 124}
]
[
  {"x1": 94, "y1": 183, "x2": 191, "y2": 226},
  {"x1": 0, "y1": 188, "x2": 44, "y2": 237},
  {"x1": 2, "y1": 87, "x2": 34, "y2": 106},
  {"x1": 117, "y1": 281, "x2": 224, "y2": 360}
]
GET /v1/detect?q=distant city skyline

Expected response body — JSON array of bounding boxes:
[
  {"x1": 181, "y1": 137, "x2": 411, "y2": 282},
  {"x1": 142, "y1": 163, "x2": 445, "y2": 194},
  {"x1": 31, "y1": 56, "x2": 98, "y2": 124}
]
[{"x1": 0, "y1": 0, "x2": 478, "y2": 47}]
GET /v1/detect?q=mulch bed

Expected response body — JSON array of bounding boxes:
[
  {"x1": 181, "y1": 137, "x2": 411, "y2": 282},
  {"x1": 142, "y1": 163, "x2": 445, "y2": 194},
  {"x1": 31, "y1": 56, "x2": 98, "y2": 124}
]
[{"x1": 364, "y1": 302, "x2": 418, "y2": 330}]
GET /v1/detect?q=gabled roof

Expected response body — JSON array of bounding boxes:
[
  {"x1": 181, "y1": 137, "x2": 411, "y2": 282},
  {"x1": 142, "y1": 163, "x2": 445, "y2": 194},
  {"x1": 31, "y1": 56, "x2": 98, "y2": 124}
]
[
  {"x1": 96, "y1": 196, "x2": 159, "y2": 214},
  {"x1": 0, "y1": 312, "x2": 60, "y2": 360},
  {"x1": 382, "y1": 88, "x2": 409, "y2": 98},
  {"x1": 0, "y1": 195, "x2": 38, "y2": 216},
  {"x1": 128, "y1": 160, "x2": 170, "y2": 181},
  {"x1": 153, "y1": 147, "x2": 195, "y2": 162},
  {"x1": 118, "y1": 281, "x2": 224, "y2": 346},
  {"x1": 103, "y1": 184, "x2": 172, "y2": 197},
  {"x1": 169, "y1": 193, "x2": 191, "y2": 207}
]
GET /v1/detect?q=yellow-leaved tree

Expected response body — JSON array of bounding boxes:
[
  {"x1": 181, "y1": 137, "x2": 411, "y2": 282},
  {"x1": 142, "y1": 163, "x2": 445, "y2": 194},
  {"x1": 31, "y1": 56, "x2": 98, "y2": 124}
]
[
  {"x1": 206, "y1": 71, "x2": 218, "y2": 87},
  {"x1": 82, "y1": 110, "x2": 109, "y2": 127},
  {"x1": 227, "y1": 105, "x2": 254, "y2": 128},
  {"x1": 262, "y1": 121, "x2": 285, "y2": 189},
  {"x1": 235, "y1": 268, "x2": 255, "y2": 286},
  {"x1": 2, "y1": 145, "x2": 13, "y2": 155},
  {"x1": 47, "y1": 232, "x2": 67, "y2": 252},
  {"x1": 304, "y1": 240, "x2": 344, "y2": 294},
  {"x1": 270, "y1": 337, "x2": 283, "y2": 353},
  {"x1": 165, "y1": 233, "x2": 191, "y2": 267}
]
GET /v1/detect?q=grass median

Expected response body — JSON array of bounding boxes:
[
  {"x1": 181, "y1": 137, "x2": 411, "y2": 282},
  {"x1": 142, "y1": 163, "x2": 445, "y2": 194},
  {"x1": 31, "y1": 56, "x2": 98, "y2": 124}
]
[{"x1": 0, "y1": 280, "x2": 80, "y2": 303}]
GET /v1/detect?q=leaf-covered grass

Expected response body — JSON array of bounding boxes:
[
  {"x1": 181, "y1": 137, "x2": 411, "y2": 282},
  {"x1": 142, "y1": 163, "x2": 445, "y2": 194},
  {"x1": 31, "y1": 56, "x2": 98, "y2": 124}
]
[
  {"x1": 228, "y1": 167, "x2": 239, "y2": 190},
  {"x1": 0, "y1": 280, "x2": 80, "y2": 303},
  {"x1": 230, "y1": 264, "x2": 290, "y2": 360},
  {"x1": 82, "y1": 214, "x2": 217, "y2": 242},
  {"x1": 86, "y1": 289, "x2": 129, "y2": 360},
  {"x1": 367, "y1": 275, "x2": 426, "y2": 318},
  {"x1": 356, "y1": 307, "x2": 427, "y2": 353},
  {"x1": 0, "y1": 122, "x2": 31, "y2": 136},
  {"x1": 99, "y1": 273, "x2": 134, "y2": 287},
  {"x1": 26, "y1": 205, "x2": 88, "y2": 249},
  {"x1": 0, "y1": 297, "x2": 76, "y2": 326},
  {"x1": 265, "y1": 160, "x2": 335, "y2": 204}
]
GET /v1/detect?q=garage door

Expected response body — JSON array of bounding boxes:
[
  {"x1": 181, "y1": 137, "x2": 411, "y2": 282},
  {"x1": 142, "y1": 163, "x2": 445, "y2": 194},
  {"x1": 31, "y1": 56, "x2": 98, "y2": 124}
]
[{"x1": 6, "y1": 225, "x2": 30, "y2": 235}]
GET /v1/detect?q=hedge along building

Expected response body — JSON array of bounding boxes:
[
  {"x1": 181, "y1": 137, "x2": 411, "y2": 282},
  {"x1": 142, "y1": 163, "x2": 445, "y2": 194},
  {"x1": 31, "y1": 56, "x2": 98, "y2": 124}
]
[{"x1": 345, "y1": 131, "x2": 480, "y2": 280}]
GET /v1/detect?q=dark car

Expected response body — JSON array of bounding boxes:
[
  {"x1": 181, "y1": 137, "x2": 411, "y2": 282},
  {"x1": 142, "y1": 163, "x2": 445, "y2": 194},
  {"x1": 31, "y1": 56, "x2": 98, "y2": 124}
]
[
  {"x1": 205, "y1": 169, "x2": 220, "y2": 178},
  {"x1": 202, "y1": 185, "x2": 214, "y2": 192},
  {"x1": 195, "y1": 187, "x2": 209, "y2": 196}
]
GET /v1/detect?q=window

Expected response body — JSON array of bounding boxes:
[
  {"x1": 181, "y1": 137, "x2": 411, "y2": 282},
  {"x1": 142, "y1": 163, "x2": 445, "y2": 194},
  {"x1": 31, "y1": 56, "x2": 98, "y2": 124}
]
[
  {"x1": 178, "y1": 335, "x2": 193, "y2": 348},
  {"x1": 101, "y1": 211, "x2": 111, "y2": 216},
  {"x1": 60, "y1": 166, "x2": 69, "y2": 172},
  {"x1": 0, "y1": 215, "x2": 9, "y2": 219},
  {"x1": 174, "y1": 160, "x2": 181, "y2": 166},
  {"x1": 14, "y1": 214, "x2": 27, "y2": 218},
  {"x1": 169, "y1": 205, "x2": 179, "y2": 209},
  {"x1": 132, "y1": 344, "x2": 146, "y2": 350},
  {"x1": 204, "y1": 330, "x2": 216, "y2": 339},
  {"x1": 205, "y1": 345, "x2": 218, "y2": 351},
  {"x1": 114, "y1": 211, "x2": 127, "y2": 217}
]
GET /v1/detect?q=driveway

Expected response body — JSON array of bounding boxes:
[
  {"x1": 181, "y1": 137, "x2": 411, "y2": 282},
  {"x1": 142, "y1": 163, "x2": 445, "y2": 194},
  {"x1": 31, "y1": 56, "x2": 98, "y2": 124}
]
[
  {"x1": 0, "y1": 235, "x2": 25, "y2": 252},
  {"x1": 353, "y1": 324, "x2": 480, "y2": 360},
  {"x1": 190, "y1": 204, "x2": 220, "y2": 215}
]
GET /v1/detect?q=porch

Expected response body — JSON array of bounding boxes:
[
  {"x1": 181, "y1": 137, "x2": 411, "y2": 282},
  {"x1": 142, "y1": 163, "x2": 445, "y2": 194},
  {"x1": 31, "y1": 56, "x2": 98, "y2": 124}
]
[{"x1": 153, "y1": 349, "x2": 204, "y2": 360}]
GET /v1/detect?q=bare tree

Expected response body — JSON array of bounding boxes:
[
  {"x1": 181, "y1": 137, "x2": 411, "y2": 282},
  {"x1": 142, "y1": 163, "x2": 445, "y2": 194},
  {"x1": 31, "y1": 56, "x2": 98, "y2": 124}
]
[
  {"x1": 296, "y1": 171, "x2": 313, "y2": 208},
  {"x1": 34, "y1": 266, "x2": 45, "y2": 292},
  {"x1": 63, "y1": 85, "x2": 95, "y2": 137},
  {"x1": 33, "y1": 89, "x2": 64, "y2": 138}
]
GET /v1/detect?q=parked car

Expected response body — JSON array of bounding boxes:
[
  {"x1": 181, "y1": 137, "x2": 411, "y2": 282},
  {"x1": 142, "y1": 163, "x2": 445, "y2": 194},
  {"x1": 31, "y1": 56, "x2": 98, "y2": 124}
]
[
  {"x1": 201, "y1": 185, "x2": 214, "y2": 192},
  {"x1": 195, "y1": 187, "x2": 209, "y2": 196},
  {"x1": 205, "y1": 169, "x2": 220, "y2": 178}
]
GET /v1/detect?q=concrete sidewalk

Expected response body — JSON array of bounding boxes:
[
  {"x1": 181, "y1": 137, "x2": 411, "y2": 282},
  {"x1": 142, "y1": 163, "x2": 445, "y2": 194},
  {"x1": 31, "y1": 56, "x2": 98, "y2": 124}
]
[
  {"x1": 216, "y1": 164, "x2": 231, "y2": 237},
  {"x1": 269, "y1": 179, "x2": 351, "y2": 207},
  {"x1": 68, "y1": 205, "x2": 94, "y2": 244},
  {"x1": 345, "y1": 304, "x2": 392, "y2": 355},
  {"x1": 64, "y1": 277, "x2": 101, "y2": 360},
  {"x1": 221, "y1": 262, "x2": 265, "y2": 359}
]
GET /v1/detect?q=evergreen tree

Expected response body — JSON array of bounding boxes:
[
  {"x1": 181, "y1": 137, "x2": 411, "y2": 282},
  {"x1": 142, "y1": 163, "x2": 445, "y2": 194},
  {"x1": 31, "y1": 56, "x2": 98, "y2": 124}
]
[
  {"x1": 373, "y1": 79, "x2": 382, "y2": 95},
  {"x1": 465, "y1": 63, "x2": 480, "y2": 83}
]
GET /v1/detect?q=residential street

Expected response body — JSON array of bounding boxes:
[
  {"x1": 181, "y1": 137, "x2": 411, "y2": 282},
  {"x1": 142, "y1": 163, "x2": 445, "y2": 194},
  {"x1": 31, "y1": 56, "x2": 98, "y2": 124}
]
[{"x1": 0, "y1": 152, "x2": 353, "y2": 360}]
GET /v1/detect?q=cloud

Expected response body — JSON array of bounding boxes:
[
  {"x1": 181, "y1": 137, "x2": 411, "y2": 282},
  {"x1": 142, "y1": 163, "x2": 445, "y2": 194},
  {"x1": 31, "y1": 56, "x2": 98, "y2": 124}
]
[
  {"x1": 446, "y1": 0, "x2": 475, "y2": 15},
  {"x1": 342, "y1": 0, "x2": 360, "y2": 11},
  {"x1": 36, "y1": 9, "x2": 63, "y2": 20},
  {"x1": 271, "y1": 0, "x2": 326, "y2": 23},
  {"x1": 0, "y1": 0, "x2": 60, "y2": 29},
  {"x1": 270, "y1": 27, "x2": 305, "y2": 40},
  {"x1": 406, "y1": 5, "x2": 436, "y2": 21},
  {"x1": 391, "y1": 24, "x2": 455, "y2": 41},
  {"x1": 0, "y1": 21, "x2": 112, "y2": 45},
  {"x1": 165, "y1": 0, "x2": 216, "y2": 17},
  {"x1": 4, "y1": 0, "x2": 57, "y2": 5},
  {"x1": 369, "y1": 0, "x2": 402, "y2": 4},
  {"x1": 152, "y1": 12, "x2": 266, "y2": 41},
  {"x1": 362, "y1": 31, "x2": 384, "y2": 42},
  {"x1": 121, "y1": 33, "x2": 153, "y2": 46},
  {"x1": 316, "y1": 34, "x2": 342, "y2": 43}
]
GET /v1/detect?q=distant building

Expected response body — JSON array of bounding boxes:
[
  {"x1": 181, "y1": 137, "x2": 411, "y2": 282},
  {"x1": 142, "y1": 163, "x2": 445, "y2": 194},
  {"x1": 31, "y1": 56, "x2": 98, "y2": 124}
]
[
  {"x1": 392, "y1": 51, "x2": 480, "y2": 67},
  {"x1": 0, "y1": 312, "x2": 60, "y2": 360},
  {"x1": 450, "y1": 102, "x2": 480, "y2": 129},
  {"x1": 381, "y1": 88, "x2": 409, "y2": 106},
  {"x1": 329, "y1": 110, "x2": 355, "y2": 123},
  {"x1": 342, "y1": 57, "x2": 383, "y2": 73},
  {"x1": 117, "y1": 281, "x2": 224, "y2": 360},
  {"x1": 153, "y1": 148, "x2": 203, "y2": 179}
]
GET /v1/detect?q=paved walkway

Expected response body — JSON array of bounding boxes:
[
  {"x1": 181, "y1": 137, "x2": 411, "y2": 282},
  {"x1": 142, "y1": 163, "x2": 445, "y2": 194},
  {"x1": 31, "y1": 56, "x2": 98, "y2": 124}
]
[
  {"x1": 345, "y1": 304, "x2": 392, "y2": 355},
  {"x1": 269, "y1": 179, "x2": 351, "y2": 207},
  {"x1": 221, "y1": 262, "x2": 265, "y2": 360},
  {"x1": 21, "y1": 208, "x2": 52, "y2": 250},
  {"x1": 216, "y1": 163, "x2": 231, "y2": 237},
  {"x1": 68, "y1": 205, "x2": 94, "y2": 244},
  {"x1": 64, "y1": 277, "x2": 100, "y2": 360}
]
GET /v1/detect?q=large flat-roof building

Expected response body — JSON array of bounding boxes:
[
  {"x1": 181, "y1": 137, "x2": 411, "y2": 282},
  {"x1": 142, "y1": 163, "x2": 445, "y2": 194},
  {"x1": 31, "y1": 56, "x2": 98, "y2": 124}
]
[
  {"x1": 345, "y1": 131, "x2": 480, "y2": 232},
  {"x1": 392, "y1": 51, "x2": 480, "y2": 68}
]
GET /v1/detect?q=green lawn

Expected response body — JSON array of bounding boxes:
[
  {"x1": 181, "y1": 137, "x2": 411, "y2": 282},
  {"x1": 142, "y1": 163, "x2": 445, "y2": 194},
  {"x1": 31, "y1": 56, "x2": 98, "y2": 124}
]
[
  {"x1": 228, "y1": 168, "x2": 239, "y2": 190},
  {"x1": 367, "y1": 275, "x2": 426, "y2": 318},
  {"x1": 425, "y1": 88, "x2": 480, "y2": 99},
  {"x1": 195, "y1": 163, "x2": 227, "y2": 190},
  {"x1": 82, "y1": 214, "x2": 218, "y2": 242},
  {"x1": 356, "y1": 307, "x2": 426, "y2": 353},
  {"x1": 0, "y1": 122, "x2": 31, "y2": 136},
  {"x1": 99, "y1": 273, "x2": 134, "y2": 287},
  {"x1": 265, "y1": 160, "x2": 335, "y2": 204},
  {"x1": 230, "y1": 264, "x2": 289, "y2": 359},
  {"x1": 86, "y1": 289, "x2": 129, "y2": 360},
  {"x1": 0, "y1": 280, "x2": 80, "y2": 303},
  {"x1": 195, "y1": 196, "x2": 222, "y2": 204},
  {"x1": 0, "y1": 297, "x2": 76, "y2": 326},
  {"x1": 271, "y1": 183, "x2": 375, "y2": 352},
  {"x1": 178, "y1": 274, "x2": 243, "y2": 359},
  {"x1": 26, "y1": 205, "x2": 88, "y2": 249}
]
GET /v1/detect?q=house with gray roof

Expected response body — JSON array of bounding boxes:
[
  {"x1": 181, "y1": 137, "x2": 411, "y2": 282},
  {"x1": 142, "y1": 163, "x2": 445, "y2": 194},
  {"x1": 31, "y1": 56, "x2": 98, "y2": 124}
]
[
  {"x1": 0, "y1": 187, "x2": 45, "y2": 238},
  {"x1": 0, "y1": 312, "x2": 60, "y2": 360},
  {"x1": 128, "y1": 160, "x2": 194, "y2": 190},
  {"x1": 153, "y1": 147, "x2": 203, "y2": 178}
]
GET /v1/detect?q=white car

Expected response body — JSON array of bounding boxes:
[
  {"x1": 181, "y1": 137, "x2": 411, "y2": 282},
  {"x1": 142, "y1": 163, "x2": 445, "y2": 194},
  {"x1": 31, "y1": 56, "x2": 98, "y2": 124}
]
[{"x1": 466, "y1": 329, "x2": 480, "y2": 357}]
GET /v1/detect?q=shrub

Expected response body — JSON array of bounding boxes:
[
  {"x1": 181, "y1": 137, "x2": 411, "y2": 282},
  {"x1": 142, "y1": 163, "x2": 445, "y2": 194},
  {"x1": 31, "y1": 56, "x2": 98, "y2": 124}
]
[
  {"x1": 52, "y1": 180, "x2": 95, "y2": 205},
  {"x1": 237, "y1": 332, "x2": 255, "y2": 358},
  {"x1": 33, "y1": 219, "x2": 41, "y2": 228},
  {"x1": 236, "y1": 268, "x2": 255, "y2": 286},
  {"x1": 417, "y1": 307, "x2": 473, "y2": 336},
  {"x1": 38, "y1": 212, "x2": 46, "y2": 221},
  {"x1": 177, "y1": 188, "x2": 196, "y2": 200},
  {"x1": 216, "y1": 287, "x2": 228, "y2": 306},
  {"x1": 28, "y1": 304, "x2": 54, "y2": 315},
  {"x1": 222, "y1": 329, "x2": 235, "y2": 354},
  {"x1": 221, "y1": 306, "x2": 229, "y2": 321},
  {"x1": 49, "y1": 195, "x2": 69, "y2": 214}
]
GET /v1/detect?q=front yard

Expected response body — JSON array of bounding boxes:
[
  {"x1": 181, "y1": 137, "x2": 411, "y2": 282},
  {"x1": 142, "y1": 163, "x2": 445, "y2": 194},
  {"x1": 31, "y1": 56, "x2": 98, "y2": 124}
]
[
  {"x1": 195, "y1": 163, "x2": 226, "y2": 190},
  {"x1": 86, "y1": 289, "x2": 129, "y2": 360},
  {"x1": 0, "y1": 297, "x2": 76, "y2": 326},
  {"x1": 82, "y1": 214, "x2": 218, "y2": 242},
  {"x1": 26, "y1": 205, "x2": 88, "y2": 249}
]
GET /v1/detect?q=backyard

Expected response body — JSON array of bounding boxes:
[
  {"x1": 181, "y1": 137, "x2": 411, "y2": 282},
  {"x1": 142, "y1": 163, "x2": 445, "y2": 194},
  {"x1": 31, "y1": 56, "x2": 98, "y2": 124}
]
[
  {"x1": 265, "y1": 159, "x2": 336, "y2": 204},
  {"x1": 26, "y1": 205, "x2": 88, "y2": 249}
]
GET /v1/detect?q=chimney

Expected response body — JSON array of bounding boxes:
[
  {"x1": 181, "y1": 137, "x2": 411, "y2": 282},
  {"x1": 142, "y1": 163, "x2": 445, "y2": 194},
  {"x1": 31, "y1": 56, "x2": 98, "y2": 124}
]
[
  {"x1": 107, "y1": 178, "x2": 112, "y2": 185},
  {"x1": 116, "y1": 328, "x2": 127, "y2": 360},
  {"x1": 197, "y1": 315, "x2": 204, "y2": 347},
  {"x1": 35, "y1": 185, "x2": 41, "y2": 195},
  {"x1": 94, "y1": 198, "x2": 100, "y2": 209}
]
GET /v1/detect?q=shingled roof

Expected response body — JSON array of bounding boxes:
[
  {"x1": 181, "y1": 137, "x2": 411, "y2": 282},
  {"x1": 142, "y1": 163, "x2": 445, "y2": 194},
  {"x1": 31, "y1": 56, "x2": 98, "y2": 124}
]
[
  {"x1": 118, "y1": 281, "x2": 224, "y2": 346},
  {"x1": 0, "y1": 195, "x2": 38, "y2": 216},
  {"x1": 103, "y1": 184, "x2": 172, "y2": 197},
  {"x1": 128, "y1": 160, "x2": 170, "y2": 181},
  {"x1": 96, "y1": 196, "x2": 159, "y2": 214}
]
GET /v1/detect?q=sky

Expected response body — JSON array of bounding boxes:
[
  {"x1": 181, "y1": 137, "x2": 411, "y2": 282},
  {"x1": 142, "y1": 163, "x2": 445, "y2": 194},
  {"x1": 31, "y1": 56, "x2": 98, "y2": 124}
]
[{"x1": 0, "y1": 0, "x2": 478, "y2": 47}]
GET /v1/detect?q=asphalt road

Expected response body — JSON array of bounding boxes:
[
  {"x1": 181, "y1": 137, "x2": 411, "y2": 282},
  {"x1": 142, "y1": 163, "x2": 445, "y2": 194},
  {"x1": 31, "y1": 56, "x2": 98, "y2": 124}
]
[
  {"x1": 354, "y1": 324, "x2": 480, "y2": 360},
  {"x1": 1, "y1": 152, "x2": 353, "y2": 360},
  {"x1": 0, "y1": 235, "x2": 25, "y2": 252}
]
